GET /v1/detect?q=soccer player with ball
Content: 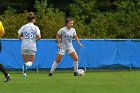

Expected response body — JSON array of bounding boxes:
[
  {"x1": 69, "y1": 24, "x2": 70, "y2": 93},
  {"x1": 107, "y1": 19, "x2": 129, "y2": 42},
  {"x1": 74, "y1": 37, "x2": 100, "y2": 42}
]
[
  {"x1": 49, "y1": 18, "x2": 83, "y2": 76},
  {"x1": 17, "y1": 12, "x2": 41, "y2": 78}
]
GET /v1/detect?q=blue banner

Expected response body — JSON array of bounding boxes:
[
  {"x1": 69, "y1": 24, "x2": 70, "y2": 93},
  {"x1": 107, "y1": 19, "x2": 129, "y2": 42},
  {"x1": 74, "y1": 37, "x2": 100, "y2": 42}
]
[{"x1": 0, "y1": 39, "x2": 140, "y2": 69}]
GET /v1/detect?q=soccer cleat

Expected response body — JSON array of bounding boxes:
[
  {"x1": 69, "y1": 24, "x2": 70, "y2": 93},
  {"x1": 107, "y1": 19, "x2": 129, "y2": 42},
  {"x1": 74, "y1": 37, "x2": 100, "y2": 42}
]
[
  {"x1": 4, "y1": 75, "x2": 11, "y2": 82},
  {"x1": 22, "y1": 73, "x2": 27, "y2": 78},
  {"x1": 74, "y1": 72, "x2": 78, "y2": 76},
  {"x1": 48, "y1": 73, "x2": 53, "y2": 76}
]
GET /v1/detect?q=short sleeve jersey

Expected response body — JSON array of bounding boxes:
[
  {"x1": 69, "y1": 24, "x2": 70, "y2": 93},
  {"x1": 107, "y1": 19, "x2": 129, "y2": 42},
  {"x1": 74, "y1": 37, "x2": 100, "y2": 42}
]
[
  {"x1": 58, "y1": 27, "x2": 76, "y2": 49},
  {"x1": 18, "y1": 23, "x2": 40, "y2": 51}
]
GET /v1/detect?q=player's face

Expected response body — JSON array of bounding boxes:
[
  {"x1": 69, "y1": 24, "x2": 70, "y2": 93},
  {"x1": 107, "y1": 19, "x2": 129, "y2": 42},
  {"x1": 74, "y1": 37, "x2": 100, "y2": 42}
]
[{"x1": 66, "y1": 21, "x2": 74, "y2": 29}]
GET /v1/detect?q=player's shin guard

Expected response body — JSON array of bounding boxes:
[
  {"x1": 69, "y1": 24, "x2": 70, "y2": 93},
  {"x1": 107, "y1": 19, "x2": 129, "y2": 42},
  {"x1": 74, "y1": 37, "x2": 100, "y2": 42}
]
[
  {"x1": 23, "y1": 63, "x2": 27, "y2": 74},
  {"x1": 50, "y1": 61, "x2": 58, "y2": 73},
  {"x1": 74, "y1": 61, "x2": 78, "y2": 73},
  {"x1": 0, "y1": 64, "x2": 9, "y2": 78}
]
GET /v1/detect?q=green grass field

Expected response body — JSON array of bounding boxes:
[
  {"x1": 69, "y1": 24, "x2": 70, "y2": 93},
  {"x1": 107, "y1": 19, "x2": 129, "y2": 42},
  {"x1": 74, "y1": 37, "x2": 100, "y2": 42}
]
[{"x1": 0, "y1": 71, "x2": 140, "y2": 93}]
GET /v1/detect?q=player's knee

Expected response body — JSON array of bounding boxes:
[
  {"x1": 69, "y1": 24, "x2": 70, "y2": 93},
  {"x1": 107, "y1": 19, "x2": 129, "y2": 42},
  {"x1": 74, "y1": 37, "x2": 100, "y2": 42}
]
[
  {"x1": 56, "y1": 57, "x2": 61, "y2": 63},
  {"x1": 74, "y1": 57, "x2": 78, "y2": 61},
  {"x1": 56, "y1": 60, "x2": 61, "y2": 63},
  {"x1": 56, "y1": 56, "x2": 62, "y2": 63}
]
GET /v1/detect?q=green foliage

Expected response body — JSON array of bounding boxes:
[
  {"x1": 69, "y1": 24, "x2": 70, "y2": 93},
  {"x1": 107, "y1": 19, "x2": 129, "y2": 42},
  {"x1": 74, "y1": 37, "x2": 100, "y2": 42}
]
[
  {"x1": 34, "y1": 0, "x2": 65, "y2": 38},
  {"x1": 0, "y1": 0, "x2": 34, "y2": 13},
  {"x1": 0, "y1": 0, "x2": 65, "y2": 39},
  {"x1": 0, "y1": 0, "x2": 140, "y2": 39},
  {"x1": 68, "y1": 0, "x2": 96, "y2": 23},
  {"x1": 0, "y1": 7, "x2": 27, "y2": 38}
]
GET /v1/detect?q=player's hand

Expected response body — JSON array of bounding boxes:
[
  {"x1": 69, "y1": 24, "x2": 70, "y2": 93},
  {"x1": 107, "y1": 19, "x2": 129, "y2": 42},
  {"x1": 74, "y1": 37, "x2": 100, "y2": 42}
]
[
  {"x1": 58, "y1": 43, "x2": 61, "y2": 49},
  {"x1": 20, "y1": 37, "x2": 23, "y2": 40},
  {"x1": 79, "y1": 43, "x2": 84, "y2": 47}
]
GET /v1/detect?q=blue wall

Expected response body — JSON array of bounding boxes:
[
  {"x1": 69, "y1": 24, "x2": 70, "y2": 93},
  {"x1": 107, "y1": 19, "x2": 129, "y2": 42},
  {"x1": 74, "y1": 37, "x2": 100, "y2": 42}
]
[{"x1": 0, "y1": 39, "x2": 140, "y2": 69}]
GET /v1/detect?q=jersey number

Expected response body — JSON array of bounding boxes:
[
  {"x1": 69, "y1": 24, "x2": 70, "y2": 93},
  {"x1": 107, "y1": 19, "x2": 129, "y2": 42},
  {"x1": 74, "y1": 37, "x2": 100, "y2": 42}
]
[{"x1": 25, "y1": 31, "x2": 35, "y2": 39}]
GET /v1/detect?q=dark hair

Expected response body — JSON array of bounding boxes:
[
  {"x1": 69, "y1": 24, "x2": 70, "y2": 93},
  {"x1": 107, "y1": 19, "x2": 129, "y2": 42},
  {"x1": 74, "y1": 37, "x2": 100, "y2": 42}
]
[
  {"x1": 65, "y1": 17, "x2": 73, "y2": 26},
  {"x1": 26, "y1": 12, "x2": 35, "y2": 22}
]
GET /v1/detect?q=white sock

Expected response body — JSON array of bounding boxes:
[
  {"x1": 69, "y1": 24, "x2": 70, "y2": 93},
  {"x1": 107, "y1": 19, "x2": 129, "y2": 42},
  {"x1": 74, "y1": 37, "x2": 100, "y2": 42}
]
[
  {"x1": 74, "y1": 61, "x2": 78, "y2": 72},
  {"x1": 50, "y1": 61, "x2": 59, "y2": 73},
  {"x1": 23, "y1": 73, "x2": 27, "y2": 76},
  {"x1": 25, "y1": 61, "x2": 33, "y2": 67}
]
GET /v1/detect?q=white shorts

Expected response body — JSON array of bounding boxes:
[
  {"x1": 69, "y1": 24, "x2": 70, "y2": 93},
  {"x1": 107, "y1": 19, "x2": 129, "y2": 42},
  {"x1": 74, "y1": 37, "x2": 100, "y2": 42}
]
[
  {"x1": 21, "y1": 49, "x2": 36, "y2": 55},
  {"x1": 59, "y1": 48, "x2": 75, "y2": 55}
]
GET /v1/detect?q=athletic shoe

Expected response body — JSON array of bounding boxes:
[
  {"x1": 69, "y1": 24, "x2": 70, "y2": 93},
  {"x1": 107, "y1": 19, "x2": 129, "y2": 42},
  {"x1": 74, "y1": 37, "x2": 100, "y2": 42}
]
[
  {"x1": 22, "y1": 73, "x2": 27, "y2": 78},
  {"x1": 4, "y1": 75, "x2": 11, "y2": 82},
  {"x1": 48, "y1": 73, "x2": 53, "y2": 76},
  {"x1": 74, "y1": 72, "x2": 78, "y2": 76}
]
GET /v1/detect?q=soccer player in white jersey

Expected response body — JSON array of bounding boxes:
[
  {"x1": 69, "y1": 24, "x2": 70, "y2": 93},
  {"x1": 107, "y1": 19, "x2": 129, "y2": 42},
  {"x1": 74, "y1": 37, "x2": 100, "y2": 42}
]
[
  {"x1": 17, "y1": 12, "x2": 41, "y2": 78},
  {"x1": 49, "y1": 18, "x2": 83, "y2": 76}
]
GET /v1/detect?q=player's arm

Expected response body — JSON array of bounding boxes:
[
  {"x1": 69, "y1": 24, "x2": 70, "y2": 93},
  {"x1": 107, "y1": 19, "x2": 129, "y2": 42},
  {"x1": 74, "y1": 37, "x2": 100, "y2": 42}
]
[
  {"x1": 36, "y1": 27, "x2": 41, "y2": 42},
  {"x1": 74, "y1": 35, "x2": 83, "y2": 47},
  {"x1": 57, "y1": 28, "x2": 63, "y2": 49},
  {"x1": 17, "y1": 32, "x2": 23, "y2": 40},
  {"x1": 0, "y1": 22, "x2": 5, "y2": 37},
  {"x1": 17, "y1": 26, "x2": 24, "y2": 40},
  {"x1": 36, "y1": 34, "x2": 41, "y2": 42},
  {"x1": 0, "y1": 29, "x2": 5, "y2": 37},
  {"x1": 56, "y1": 33, "x2": 61, "y2": 49},
  {"x1": 17, "y1": 34, "x2": 23, "y2": 40}
]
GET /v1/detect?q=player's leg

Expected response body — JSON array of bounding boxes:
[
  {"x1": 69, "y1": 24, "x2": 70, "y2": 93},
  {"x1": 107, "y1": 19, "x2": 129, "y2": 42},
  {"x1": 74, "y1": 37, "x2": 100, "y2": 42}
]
[
  {"x1": 23, "y1": 50, "x2": 35, "y2": 67},
  {"x1": 22, "y1": 50, "x2": 35, "y2": 78},
  {"x1": 22, "y1": 54, "x2": 28, "y2": 77},
  {"x1": 69, "y1": 49, "x2": 79, "y2": 76},
  {"x1": 0, "y1": 41, "x2": 11, "y2": 82},
  {"x1": 0, "y1": 64, "x2": 11, "y2": 82},
  {"x1": 28, "y1": 55, "x2": 35, "y2": 66},
  {"x1": 49, "y1": 54, "x2": 63, "y2": 76},
  {"x1": 49, "y1": 49, "x2": 65, "y2": 76},
  {"x1": 0, "y1": 64, "x2": 8, "y2": 78},
  {"x1": 25, "y1": 50, "x2": 35, "y2": 67}
]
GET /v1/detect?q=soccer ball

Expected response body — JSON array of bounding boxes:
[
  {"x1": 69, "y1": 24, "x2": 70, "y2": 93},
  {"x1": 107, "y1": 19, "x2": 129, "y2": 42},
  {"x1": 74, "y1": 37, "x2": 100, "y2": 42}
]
[{"x1": 78, "y1": 69, "x2": 85, "y2": 76}]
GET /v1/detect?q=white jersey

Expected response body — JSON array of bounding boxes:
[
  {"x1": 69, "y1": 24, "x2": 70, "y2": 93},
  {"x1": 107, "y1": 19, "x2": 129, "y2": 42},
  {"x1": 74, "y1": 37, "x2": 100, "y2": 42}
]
[
  {"x1": 58, "y1": 27, "x2": 76, "y2": 49},
  {"x1": 18, "y1": 23, "x2": 40, "y2": 51}
]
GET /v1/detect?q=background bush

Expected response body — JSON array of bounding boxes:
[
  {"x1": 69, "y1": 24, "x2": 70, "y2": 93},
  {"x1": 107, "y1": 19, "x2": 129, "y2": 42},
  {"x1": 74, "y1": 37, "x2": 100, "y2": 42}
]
[{"x1": 0, "y1": 0, "x2": 140, "y2": 39}]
